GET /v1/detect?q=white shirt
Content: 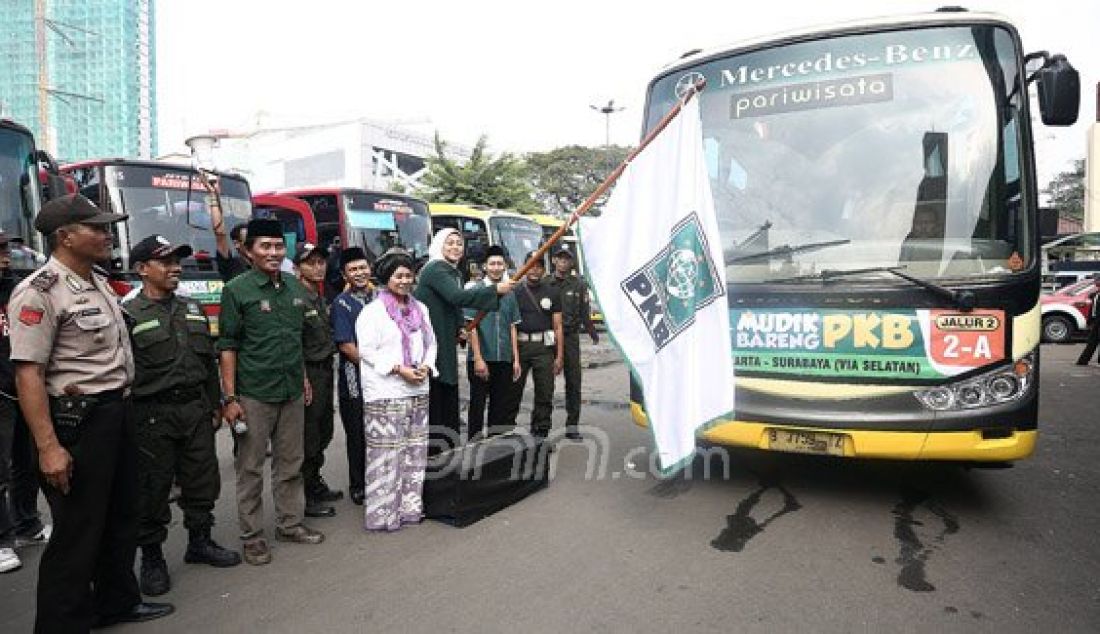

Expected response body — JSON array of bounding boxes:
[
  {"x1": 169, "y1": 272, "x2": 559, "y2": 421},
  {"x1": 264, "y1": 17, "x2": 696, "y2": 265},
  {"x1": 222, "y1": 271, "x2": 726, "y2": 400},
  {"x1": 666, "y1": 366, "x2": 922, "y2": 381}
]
[{"x1": 355, "y1": 297, "x2": 438, "y2": 402}]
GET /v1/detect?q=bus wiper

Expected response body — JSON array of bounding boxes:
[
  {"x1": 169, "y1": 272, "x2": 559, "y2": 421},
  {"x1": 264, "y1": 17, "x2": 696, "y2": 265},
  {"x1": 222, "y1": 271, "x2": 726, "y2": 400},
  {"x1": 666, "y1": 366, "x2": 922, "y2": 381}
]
[
  {"x1": 775, "y1": 265, "x2": 976, "y2": 312},
  {"x1": 727, "y1": 238, "x2": 850, "y2": 264}
]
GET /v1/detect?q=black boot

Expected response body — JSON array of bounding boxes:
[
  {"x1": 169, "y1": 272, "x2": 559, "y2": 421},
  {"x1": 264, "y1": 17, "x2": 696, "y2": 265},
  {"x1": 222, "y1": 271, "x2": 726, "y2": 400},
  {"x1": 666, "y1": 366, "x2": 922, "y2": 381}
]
[
  {"x1": 309, "y1": 476, "x2": 344, "y2": 502},
  {"x1": 140, "y1": 545, "x2": 171, "y2": 596},
  {"x1": 184, "y1": 528, "x2": 242, "y2": 568}
]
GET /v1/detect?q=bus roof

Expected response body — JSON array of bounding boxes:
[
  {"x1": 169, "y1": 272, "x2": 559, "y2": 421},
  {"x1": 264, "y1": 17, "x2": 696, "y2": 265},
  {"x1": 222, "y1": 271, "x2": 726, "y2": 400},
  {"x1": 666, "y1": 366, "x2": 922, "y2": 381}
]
[
  {"x1": 273, "y1": 187, "x2": 428, "y2": 204},
  {"x1": 656, "y1": 9, "x2": 1014, "y2": 78},
  {"x1": 60, "y1": 158, "x2": 249, "y2": 183},
  {"x1": 528, "y1": 213, "x2": 565, "y2": 228},
  {"x1": 0, "y1": 119, "x2": 35, "y2": 138},
  {"x1": 429, "y1": 203, "x2": 536, "y2": 222}
]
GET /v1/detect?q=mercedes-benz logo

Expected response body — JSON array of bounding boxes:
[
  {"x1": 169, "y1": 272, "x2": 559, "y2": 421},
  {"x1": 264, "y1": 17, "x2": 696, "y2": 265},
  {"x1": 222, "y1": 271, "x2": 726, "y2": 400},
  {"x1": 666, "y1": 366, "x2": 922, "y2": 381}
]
[{"x1": 674, "y1": 72, "x2": 706, "y2": 99}]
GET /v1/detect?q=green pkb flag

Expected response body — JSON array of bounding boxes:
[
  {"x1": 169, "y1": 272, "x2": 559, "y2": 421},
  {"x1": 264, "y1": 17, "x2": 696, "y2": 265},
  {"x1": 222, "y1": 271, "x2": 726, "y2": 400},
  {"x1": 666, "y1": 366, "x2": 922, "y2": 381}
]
[{"x1": 579, "y1": 98, "x2": 734, "y2": 472}]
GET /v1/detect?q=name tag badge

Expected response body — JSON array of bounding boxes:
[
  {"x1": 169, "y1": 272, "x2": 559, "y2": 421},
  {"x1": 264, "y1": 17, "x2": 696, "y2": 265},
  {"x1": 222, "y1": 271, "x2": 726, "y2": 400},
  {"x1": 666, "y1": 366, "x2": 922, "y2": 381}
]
[
  {"x1": 260, "y1": 299, "x2": 272, "y2": 313},
  {"x1": 293, "y1": 298, "x2": 305, "y2": 307}
]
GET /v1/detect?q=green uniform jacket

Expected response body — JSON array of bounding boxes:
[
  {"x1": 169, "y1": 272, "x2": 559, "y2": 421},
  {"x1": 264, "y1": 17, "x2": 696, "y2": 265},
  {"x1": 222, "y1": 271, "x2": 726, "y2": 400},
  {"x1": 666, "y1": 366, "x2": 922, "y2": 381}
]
[
  {"x1": 217, "y1": 269, "x2": 310, "y2": 403},
  {"x1": 124, "y1": 293, "x2": 220, "y2": 411},
  {"x1": 302, "y1": 286, "x2": 337, "y2": 363},
  {"x1": 414, "y1": 259, "x2": 499, "y2": 385},
  {"x1": 546, "y1": 273, "x2": 593, "y2": 335}
]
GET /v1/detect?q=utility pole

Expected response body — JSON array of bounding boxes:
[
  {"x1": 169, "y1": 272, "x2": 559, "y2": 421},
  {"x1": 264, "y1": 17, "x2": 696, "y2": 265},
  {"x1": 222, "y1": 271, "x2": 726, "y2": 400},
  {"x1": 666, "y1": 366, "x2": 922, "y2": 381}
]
[
  {"x1": 590, "y1": 99, "x2": 625, "y2": 148},
  {"x1": 35, "y1": 0, "x2": 49, "y2": 153}
]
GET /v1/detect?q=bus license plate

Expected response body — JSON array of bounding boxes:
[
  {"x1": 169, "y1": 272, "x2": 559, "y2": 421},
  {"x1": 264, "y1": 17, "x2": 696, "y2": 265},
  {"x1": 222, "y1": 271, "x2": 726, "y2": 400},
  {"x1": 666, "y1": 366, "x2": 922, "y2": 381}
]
[{"x1": 767, "y1": 429, "x2": 846, "y2": 456}]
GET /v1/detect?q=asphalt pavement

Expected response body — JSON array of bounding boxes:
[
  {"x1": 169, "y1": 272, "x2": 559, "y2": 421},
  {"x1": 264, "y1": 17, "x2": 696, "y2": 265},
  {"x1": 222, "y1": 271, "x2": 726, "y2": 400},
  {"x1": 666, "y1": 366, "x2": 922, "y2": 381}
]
[{"x1": 1, "y1": 340, "x2": 1098, "y2": 633}]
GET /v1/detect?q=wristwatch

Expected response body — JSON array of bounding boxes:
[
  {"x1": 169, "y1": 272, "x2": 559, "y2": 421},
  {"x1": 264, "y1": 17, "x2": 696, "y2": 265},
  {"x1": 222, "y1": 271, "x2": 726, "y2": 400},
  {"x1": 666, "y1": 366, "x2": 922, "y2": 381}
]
[{"x1": 221, "y1": 394, "x2": 240, "y2": 406}]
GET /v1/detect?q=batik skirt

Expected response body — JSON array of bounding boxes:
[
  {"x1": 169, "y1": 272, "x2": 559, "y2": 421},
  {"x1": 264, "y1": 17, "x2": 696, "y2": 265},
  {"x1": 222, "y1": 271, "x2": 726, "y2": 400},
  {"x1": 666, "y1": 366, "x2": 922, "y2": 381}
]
[{"x1": 363, "y1": 394, "x2": 430, "y2": 531}]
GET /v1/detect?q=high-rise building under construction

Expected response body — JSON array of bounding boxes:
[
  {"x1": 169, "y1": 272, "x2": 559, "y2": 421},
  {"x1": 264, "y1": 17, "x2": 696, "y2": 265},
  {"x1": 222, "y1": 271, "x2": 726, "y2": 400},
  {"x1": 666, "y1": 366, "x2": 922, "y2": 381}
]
[{"x1": 0, "y1": 0, "x2": 157, "y2": 161}]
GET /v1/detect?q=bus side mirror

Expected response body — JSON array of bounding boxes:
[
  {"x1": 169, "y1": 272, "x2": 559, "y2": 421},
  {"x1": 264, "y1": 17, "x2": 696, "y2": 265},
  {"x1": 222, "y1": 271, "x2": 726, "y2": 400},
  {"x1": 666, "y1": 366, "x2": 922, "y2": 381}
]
[{"x1": 1036, "y1": 54, "x2": 1079, "y2": 126}]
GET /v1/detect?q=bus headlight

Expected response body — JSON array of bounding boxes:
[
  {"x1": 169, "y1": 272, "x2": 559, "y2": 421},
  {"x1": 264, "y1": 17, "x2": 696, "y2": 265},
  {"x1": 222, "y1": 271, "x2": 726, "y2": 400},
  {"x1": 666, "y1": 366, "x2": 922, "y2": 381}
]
[{"x1": 914, "y1": 353, "x2": 1035, "y2": 411}]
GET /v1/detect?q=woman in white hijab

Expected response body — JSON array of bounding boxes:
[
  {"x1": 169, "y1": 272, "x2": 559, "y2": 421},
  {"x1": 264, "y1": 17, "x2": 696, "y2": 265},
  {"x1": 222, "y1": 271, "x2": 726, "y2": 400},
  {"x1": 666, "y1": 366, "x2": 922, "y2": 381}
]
[{"x1": 413, "y1": 228, "x2": 514, "y2": 454}]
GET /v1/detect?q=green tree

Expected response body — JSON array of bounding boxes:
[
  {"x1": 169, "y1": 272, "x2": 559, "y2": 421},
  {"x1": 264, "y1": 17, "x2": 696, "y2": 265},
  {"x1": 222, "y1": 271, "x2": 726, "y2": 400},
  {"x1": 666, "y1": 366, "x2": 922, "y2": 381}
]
[
  {"x1": 526, "y1": 145, "x2": 631, "y2": 216},
  {"x1": 1044, "y1": 158, "x2": 1085, "y2": 220},
  {"x1": 418, "y1": 133, "x2": 538, "y2": 212}
]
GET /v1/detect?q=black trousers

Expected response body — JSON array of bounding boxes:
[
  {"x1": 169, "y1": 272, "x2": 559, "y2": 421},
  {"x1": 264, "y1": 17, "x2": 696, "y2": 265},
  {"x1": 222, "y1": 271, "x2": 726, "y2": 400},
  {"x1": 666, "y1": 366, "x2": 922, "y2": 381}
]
[
  {"x1": 132, "y1": 396, "x2": 219, "y2": 546},
  {"x1": 562, "y1": 333, "x2": 583, "y2": 429},
  {"x1": 35, "y1": 396, "x2": 141, "y2": 634},
  {"x1": 338, "y1": 393, "x2": 365, "y2": 495},
  {"x1": 302, "y1": 361, "x2": 335, "y2": 496},
  {"x1": 1077, "y1": 320, "x2": 1100, "y2": 364},
  {"x1": 467, "y1": 361, "x2": 517, "y2": 440},
  {"x1": 428, "y1": 378, "x2": 460, "y2": 456},
  {"x1": 1, "y1": 397, "x2": 44, "y2": 546}
]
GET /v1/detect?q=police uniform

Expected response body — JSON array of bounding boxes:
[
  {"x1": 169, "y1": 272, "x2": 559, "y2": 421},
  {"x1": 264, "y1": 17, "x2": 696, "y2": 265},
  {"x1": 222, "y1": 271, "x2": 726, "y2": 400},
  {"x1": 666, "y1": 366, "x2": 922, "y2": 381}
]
[
  {"x1": 546, "y1": 247, "x2": 597, "y2": 435},
  {"x1": 295, "y1": 243, "x2": 339, "y2": 512},
  {"x1": 124, "y1": 236, "x2": 240, "y2": 596},
  {"x1": 513, "y1": 267, "x2": 562, "y2": 437},
  {"x1": 6, "y1": 194, "x2": 163, "y2": 631}
]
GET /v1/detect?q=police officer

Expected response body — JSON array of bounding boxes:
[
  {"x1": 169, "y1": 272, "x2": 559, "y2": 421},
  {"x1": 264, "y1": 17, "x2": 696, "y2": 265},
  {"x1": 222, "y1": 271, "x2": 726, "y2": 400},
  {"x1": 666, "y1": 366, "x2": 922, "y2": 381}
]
[
  {"x1": 9, "y1": 194, "x2": 173, "y2": 631},
  {"x1": 511, "y1": 251, "x2": 563, "y2": 438},
  {"x1": 295, "y1": 242, "x2": 339, "y2": 518},
  {"x1": 125, "y1": 235, "x2": 241, "y2": 597},
  {"x1": 329, "y1": 247, "x2": 373, "y2": 504},
  {"x1": 546, "y1": 246, "x2": 598, "y2": 440}
]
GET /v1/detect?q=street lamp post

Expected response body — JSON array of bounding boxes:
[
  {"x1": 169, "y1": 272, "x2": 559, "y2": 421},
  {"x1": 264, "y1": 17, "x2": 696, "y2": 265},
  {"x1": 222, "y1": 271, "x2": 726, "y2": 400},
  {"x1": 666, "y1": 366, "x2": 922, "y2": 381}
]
[{"x1": 590, "y1": 99, "x2": 625, "y2": 148}]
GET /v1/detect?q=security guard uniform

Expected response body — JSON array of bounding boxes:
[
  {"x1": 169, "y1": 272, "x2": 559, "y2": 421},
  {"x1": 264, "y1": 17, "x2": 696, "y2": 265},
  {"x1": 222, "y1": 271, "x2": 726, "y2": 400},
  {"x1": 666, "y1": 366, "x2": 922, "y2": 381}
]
[
  {"x1": 124, "y1": 236, "x2": 240, "y2": 597},
  {"x1": 299, "y1": 269, "x2": 338, "y2": 509},
  {"x1": 8, "y1": 223, "x2": 143, "y2": 630},
  {"x1": 513, "y1": 270, "x2": 562, "y2": 437},
  {"x1": 546, "y1": 250, "x2": 597, "y2": 434}
]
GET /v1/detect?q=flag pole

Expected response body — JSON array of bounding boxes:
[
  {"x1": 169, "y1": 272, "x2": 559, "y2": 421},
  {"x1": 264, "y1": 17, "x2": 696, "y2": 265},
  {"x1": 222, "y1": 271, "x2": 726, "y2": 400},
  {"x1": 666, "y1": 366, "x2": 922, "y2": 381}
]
[{"x1": 467, "y1": 77, "x2": 708, "y2": 330}]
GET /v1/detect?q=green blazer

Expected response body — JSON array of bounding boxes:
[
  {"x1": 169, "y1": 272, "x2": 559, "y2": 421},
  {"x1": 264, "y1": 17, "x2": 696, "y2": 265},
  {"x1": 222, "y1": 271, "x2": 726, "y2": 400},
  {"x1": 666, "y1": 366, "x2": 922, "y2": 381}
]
[{"x1": 413, "y1": 259, "x2": 500, "y2": 384}]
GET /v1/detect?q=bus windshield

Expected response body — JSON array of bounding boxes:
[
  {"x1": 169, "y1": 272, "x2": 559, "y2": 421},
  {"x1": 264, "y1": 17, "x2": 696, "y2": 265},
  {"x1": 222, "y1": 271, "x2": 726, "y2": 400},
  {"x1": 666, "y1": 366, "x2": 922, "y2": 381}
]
[
  {"x1": 490, "y1": 216, "x2": 543, "y2": 268},
  {"x1": 0, "y1": 126, "x2": 40, "y2": 251},
  {"x1": 344, "y1": 193, "x2": 430, "y2": 261},
  {"x1": 105, "y1": 165, "x2": 252, "y2": 259},
  {"x1": 646, "y1": 25, "x2": 1028, "y2": 283}
]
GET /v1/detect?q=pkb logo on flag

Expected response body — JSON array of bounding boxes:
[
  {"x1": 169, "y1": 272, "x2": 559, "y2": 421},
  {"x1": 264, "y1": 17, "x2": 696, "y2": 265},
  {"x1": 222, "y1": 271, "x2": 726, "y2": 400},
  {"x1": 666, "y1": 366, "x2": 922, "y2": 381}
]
[{"x1": 620, "y1": 212, "x2": 725, "y2": 350}]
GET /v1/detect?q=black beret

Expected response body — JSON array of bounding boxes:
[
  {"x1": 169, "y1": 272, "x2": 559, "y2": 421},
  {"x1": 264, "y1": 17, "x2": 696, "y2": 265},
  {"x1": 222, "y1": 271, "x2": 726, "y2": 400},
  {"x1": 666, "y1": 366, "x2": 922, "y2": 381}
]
[{"x1": 485, "y1": 245, "x2": 506, "y2": 259}]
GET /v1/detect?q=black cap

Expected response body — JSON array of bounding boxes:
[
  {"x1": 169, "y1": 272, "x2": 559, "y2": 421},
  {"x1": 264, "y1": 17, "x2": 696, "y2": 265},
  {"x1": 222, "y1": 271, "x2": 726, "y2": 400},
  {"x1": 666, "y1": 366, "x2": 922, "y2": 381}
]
[
  {"x1": 130, "y1": 235, "x2": 193, "y2": 265},
  {"x1": 485, "y1": 245, "x2": 506, "y2": 260},
  {"x1": 245, "y1": 218, "x2": 284, "y2": 242},
  {"x1": 525, "y1": 250, "x2": 546, "y2": 268},
  {"x1": 339, "y1": 247, "x2": 368, "y2": 269},
  {"x1": 35, "y1": 194, "x2": 127, "y2": 234},
  {"x1": 551, "y1": 244, "x2": 574, "y2": 259},
  {"x1": 293, "y1": 241, "x2": 329, "y2": 264}
]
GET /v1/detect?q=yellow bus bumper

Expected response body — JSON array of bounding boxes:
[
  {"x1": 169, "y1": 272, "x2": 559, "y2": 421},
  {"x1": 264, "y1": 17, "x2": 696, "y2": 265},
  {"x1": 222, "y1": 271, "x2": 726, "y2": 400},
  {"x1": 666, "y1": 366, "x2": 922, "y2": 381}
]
[{"x1": 630, "y1": 403, "x2": 1036, "y2": 462}]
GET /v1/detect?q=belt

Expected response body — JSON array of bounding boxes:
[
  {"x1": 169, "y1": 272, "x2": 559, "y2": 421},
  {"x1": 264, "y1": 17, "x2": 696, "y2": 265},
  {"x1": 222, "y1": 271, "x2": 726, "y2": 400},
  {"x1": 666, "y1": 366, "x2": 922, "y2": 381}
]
[
  {"x1": 517, "y1": 331, "x2": 549, "y2": 342},
  {"x1": 92, "y1": 388, "x2": 126, "y2": 404},
  {"x1": 133, "y1": 385, "x2": 204, "y2": 405}
]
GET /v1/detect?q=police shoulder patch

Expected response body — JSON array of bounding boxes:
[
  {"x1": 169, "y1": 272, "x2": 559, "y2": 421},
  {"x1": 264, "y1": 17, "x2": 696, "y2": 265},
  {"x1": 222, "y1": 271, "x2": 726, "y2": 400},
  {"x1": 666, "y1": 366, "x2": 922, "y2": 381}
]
[{"x1": 29, "y1": 269, "x2": 58, "y2": 292}]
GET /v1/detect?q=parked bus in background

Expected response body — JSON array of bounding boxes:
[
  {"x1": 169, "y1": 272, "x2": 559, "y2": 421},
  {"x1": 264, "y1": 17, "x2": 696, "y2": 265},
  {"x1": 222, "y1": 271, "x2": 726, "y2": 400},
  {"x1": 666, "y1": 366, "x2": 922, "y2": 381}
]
[
  {"x1": 630, "y1": 9, "x2": 1079, "y2": 463},
  {"x1": 60, "y1": 159, "x2": 253, "y2": 329},
  {"x1": 271, "y1": 187, "x2": 431, "y2": 262},
  {"x1": 0, "y1": 119, "x2": 65, "y2": 271},
  {"x1": 429, "y1": 203, "x2": 544, "y2": 279}
]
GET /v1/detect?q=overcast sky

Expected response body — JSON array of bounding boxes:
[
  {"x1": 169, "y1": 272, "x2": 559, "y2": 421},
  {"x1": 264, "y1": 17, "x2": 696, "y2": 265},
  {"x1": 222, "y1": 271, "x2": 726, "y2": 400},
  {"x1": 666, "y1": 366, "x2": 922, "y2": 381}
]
[{"x1": 156, "y1": 0, "x2": 1097, "y2": 183}]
